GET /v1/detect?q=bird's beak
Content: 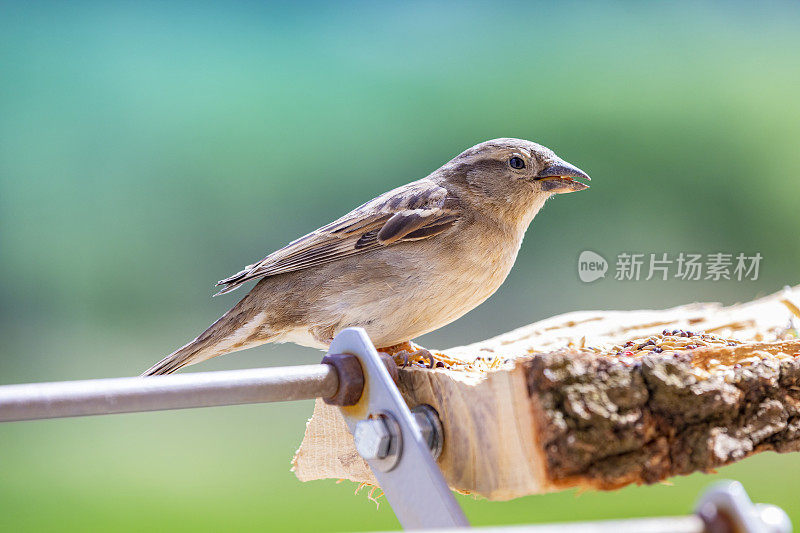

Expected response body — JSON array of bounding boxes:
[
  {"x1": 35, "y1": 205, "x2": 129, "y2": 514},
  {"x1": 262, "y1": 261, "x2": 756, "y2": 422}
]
[{"x1": 533, "y1": 159, "x2": 591, "y2": 194}]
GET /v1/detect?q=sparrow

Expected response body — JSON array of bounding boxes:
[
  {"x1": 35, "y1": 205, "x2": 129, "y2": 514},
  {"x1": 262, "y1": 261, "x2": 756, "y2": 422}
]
[{"x1": 142, "y1": 138, "x2": 590, "y2": 375}]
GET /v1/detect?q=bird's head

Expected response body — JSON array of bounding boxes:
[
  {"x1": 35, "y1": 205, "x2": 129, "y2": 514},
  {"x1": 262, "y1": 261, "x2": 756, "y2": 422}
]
[{"x1": 439, "y1": 138, "x2": 590, "y2": 223}]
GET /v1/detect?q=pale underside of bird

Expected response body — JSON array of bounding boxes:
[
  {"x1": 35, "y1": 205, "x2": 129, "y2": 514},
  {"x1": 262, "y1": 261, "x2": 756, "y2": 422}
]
[{"x1": 142, "y1": 138, "x2": 590, "y2": 376}]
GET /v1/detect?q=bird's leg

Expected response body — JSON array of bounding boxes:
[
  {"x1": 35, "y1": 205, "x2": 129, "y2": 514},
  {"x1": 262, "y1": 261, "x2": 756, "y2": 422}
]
[
  {"x1": 379, "y1": 340, "x2": 425, "y2": 354},
  {"x1": 378, "y1": 341, "x2": 438, "y2": 368},
  {"x1": 378, "y1": 341, "x2": 415, "y2": 367}
]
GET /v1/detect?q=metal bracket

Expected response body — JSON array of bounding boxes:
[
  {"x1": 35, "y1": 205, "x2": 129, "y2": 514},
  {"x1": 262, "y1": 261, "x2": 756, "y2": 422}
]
[
  {"x1": 696, "y1": 480, "x2": 791, "y2": 533},
  {"x1": 328, "y1": 328, "x2": 469, "y2": 530}
]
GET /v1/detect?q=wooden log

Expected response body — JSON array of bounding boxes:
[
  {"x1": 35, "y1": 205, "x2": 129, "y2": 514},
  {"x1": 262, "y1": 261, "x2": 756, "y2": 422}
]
[{"x1": 292, "y1": 286, "x2": 800, "y2": 500}]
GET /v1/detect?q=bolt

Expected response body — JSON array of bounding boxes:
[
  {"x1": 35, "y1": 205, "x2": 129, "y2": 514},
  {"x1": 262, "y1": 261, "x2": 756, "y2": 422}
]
[
  {"x1": 413, "y1": 410, "x2": 433, "y2": 446},
  {"x1": 353, "y1": 417, "x2": 393, "y2": 460},
  {"x1": 755, "y1": 504, "x2": 792, "y2": 533},
  {"x1": 412, "y1": 404, "x2": 443, "y2": 460}
]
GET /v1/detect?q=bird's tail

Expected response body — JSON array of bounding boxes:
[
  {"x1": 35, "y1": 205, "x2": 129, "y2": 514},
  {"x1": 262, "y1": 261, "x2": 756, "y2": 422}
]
[
  {"x1": 141, "y1": 296, "x2": 271, "y2": 376},
  {"x1": 141, "y1": 338, "x2": 212, "y2": 376}
]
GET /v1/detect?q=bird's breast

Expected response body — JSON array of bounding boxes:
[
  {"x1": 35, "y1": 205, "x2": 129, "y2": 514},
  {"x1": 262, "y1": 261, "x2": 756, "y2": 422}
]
[
  {"x1": 433, "y1": 222, "x2": 523, "y2": 305},
  {"x1": 364, "y1": 220, "x2": 524, "y2": 343}
]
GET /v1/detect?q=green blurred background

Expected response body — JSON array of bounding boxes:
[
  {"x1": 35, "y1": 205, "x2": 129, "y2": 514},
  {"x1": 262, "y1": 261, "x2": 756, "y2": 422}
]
[{"x1": 1, "y1": 1, "x2": 800, "y2": 531}]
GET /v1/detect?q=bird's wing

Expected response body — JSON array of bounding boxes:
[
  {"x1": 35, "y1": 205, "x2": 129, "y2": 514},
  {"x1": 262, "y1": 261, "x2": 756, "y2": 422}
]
[{"x1": 214, "y1": 179, "x2": 461, "y2": 295}]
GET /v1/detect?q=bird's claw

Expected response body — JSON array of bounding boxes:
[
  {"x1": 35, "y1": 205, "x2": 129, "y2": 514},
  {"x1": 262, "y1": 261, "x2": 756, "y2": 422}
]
[
  {"x1": 387, "y1": 348, "x2": 436, "y2": 368},
  {"x1": 391, "y1": 351, "x2": 410, "y2": 368},
  {"x1": 417, "y1": 349, "x2": 435, "y2": 368}
]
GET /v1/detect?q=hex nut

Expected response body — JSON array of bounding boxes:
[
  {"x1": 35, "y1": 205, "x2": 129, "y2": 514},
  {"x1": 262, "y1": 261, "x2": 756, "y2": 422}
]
[
  {"x1": 354, "y1": 417, "x2": 392, "y2": 460},
  {"x1": 321, "y1": 353, "x2": 364, "y2": 406}
]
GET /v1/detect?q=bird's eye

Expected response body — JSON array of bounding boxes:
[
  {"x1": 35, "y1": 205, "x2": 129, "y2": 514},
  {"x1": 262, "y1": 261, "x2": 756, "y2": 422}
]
[{"x1": 509, "y1": 156, "x2": 525, "y2": 170}]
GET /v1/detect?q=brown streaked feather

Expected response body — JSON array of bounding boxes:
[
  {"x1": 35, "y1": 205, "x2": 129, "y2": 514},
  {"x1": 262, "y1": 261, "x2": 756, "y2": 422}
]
[
  {"x1": 376, "y1": 212, "x2": 428, "y2": 245},
  {"x1": 215, "y1": 179, "x2": 461, "y2": 295},
  {"x1": 402, "y1": 215, "x2": 460, "y2": 241}
]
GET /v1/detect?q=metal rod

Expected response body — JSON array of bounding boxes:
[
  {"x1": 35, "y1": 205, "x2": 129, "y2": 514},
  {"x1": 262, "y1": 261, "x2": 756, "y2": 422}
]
[
  {"x1": 432, "y1": 515, "x2": 704, "y2": 532},
  {"x1": 0, "y1": 365, "x2": 338, "y2": 422}
]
